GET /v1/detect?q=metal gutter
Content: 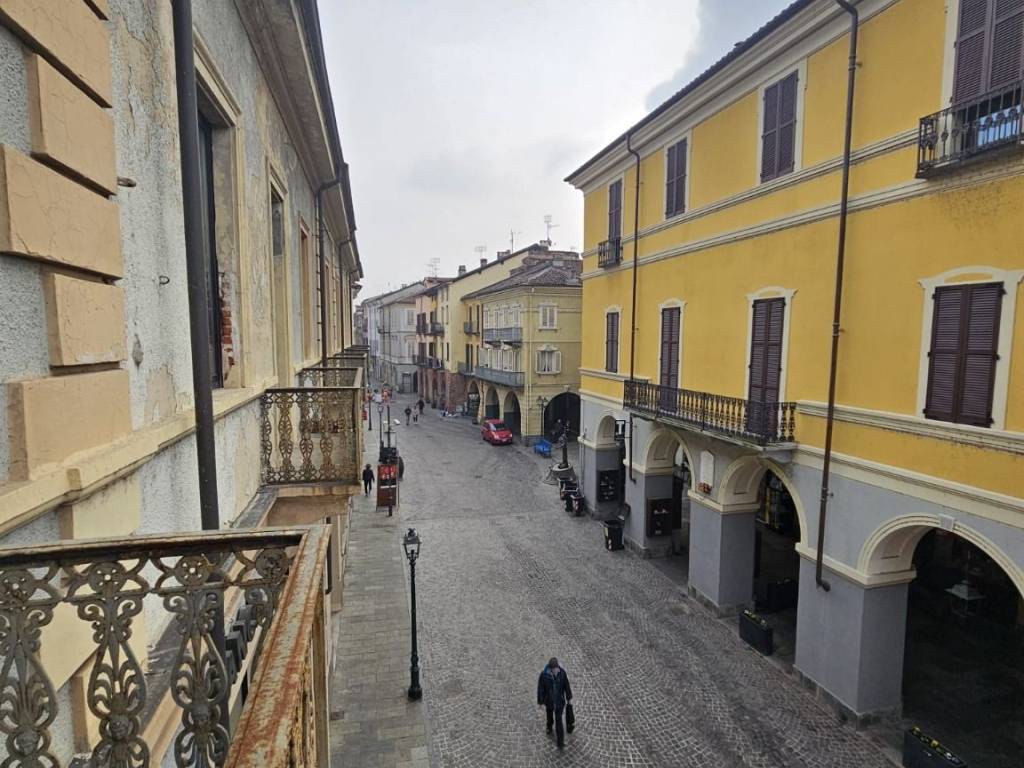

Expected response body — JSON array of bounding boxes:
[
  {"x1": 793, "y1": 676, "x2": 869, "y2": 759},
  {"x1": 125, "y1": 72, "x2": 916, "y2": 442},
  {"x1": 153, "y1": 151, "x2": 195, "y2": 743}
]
[{"x1": 627, "y1": 132, "x2": 641, "y2": 483}]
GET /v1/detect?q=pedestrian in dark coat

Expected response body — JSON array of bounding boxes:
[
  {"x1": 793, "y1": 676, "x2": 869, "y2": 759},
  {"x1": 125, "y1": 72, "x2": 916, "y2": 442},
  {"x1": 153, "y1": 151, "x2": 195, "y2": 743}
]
[
  {"x1": 417, "y1": 398, "x2": 425, "y2": 414},
  {"x1": 398, "y1": 455, "x2": 405, "y2": 481},
  {"x1": 405, "y1": 406, "x2": 412, "y2": 425},
  {"x1": 537, "y1": 657, "x2": 573, "y2": 748},
  {"x1": 362, "y1": 464, "x2": 374, "y2": 495}
]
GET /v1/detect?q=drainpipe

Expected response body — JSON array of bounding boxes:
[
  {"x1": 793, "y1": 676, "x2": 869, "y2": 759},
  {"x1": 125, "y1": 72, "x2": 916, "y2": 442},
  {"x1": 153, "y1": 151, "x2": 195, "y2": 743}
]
[
  {"x1": 626, "y1": 132, "x2": 641, "y2": 483},
  {"x1": 317, "y1": 175, "x2": 345, "y2": 366},
  {"x1": 815, "y1": 0, "x2": 859, "y2": 592},
  {"x1": 337, "y1": 238, "x2": 353, "y2": 349},
  {"x1": 172, "y1": 0, "x2": 219, "y2": 533}
]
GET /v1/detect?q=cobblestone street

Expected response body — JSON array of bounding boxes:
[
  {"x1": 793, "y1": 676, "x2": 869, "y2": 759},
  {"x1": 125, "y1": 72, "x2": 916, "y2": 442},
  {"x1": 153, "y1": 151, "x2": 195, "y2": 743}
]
[{"x1": 364, "y1": 393, "x2": 896, "y2": 768}]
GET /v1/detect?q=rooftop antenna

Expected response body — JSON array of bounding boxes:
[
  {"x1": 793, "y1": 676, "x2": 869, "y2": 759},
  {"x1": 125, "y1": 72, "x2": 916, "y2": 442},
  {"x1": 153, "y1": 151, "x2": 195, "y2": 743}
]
[
  {"x1": 509, "y1": 227, "x2": 523, "y2": 252},
  {"x1": 543, "y1": 214, "x2": 559, "y2": 245},
  {"x1": 474, "y1": 244, "x2": 487, "y2": 263},
  {"x1": 427, "y1": 257, "x2": 440, "y2": 277}
]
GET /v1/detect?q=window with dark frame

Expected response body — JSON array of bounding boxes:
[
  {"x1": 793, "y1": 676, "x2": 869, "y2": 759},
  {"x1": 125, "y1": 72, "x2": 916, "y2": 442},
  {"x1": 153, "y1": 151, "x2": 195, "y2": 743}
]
[
  {"x1": 665, "y1": 138, "x2": 687, "y2": 218},
  {"x1": 196, "y1": 110, "x2": 223, "y2": 388},
  {"x1": 924, "y1": 282, "x2": 1003, "y2": 428},
  {"x1": 605, "y1": 312, "x2": 620, "y2": 373},
  {"x1": 608, "y1": 179, "x2": 622, "y2": 240},
  {"x1": 760, "y1": 70, "x2": 799, "y2": 183},
  {"x1": 746, "y1": 298, "x2": 785, "y2": 434}
]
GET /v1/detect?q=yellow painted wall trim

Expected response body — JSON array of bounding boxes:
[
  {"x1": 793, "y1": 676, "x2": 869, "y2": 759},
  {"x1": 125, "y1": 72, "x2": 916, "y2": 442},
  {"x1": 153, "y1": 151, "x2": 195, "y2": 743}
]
[
  {"x1": 583, "y1": 129, "x2": 917, "y2": 255},
  {"x1": 0, "y1": 383, "x2": 270, "y2": 535},
  {"x1": 797, "y1": 401, "x2": 1024, "y2": 456},
  {"x1": 582, "y1": 159, "x2": 1023, "y2": 280},
  {"x1": 793, "y1": 444, "x2": 1024, "y2": 523}
]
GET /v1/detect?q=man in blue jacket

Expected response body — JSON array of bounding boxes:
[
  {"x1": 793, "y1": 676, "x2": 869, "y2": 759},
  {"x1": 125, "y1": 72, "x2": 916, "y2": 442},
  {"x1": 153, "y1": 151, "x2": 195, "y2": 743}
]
[{"x1": 536, "y1": 657, "x2": 573, "y2": 749}]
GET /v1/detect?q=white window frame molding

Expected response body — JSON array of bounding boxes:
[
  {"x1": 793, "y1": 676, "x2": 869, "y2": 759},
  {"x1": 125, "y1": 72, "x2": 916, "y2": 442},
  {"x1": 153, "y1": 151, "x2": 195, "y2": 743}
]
[
  {"x1": 656, "y1": 299, "x2": 686, "y2": 387},
  {"x1": 536, "y1": 344, "x2": 561, "y2": 375},
  {"x1": 605, "y1": 305, "x2": 623, "y2": 373},
  {"x1": 661, "y1": 130, "x2": 693, "y2": 221},
  {"x1": 940, "y1": 0, "x2": 962, "y2": 107},
  {"x1": 754, "y1": 59, "x2": 808, "y2": 186},
  {"x1": 539, "y1": 304, "x2": 558, "y2": 330},
  {"x1": 744, "y1": 287, "x2": 796, "y2": 402},
  {"x1": 915, "y1": 266, "x2": 1023, "y2": 431}
]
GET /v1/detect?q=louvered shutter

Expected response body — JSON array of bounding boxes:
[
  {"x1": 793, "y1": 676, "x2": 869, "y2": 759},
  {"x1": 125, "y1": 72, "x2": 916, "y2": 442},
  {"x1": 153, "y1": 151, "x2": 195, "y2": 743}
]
[
  {"x1": 761, "y1": 81, "x2": 780, "y2": 182},
  {"x1": 608, "y1": 180, "x2": 622, "y2": 239},
  {"x1": 554, "y1": 350, "x2": 562, "y2": 374},
  {"x1": 659, "y1": 308, "x2": 680, "y2": 389},
  {"x1": 990, "y1": 0, "x2": 1024, "y2": 89},
  {"x1": 959, "y1": 283, "x2": 1003, "y2": 425},
  {"x1": 665, "y1": 143, "x2": 678, "y2": 218},
  {"x1": 747, "y1": 298, "x2": 785, "y2": 434},
  {"x1": 954, "y1": 0, "x2": 990, "y2": 102},
  {"x1": 674, "y1": 139, "x2": 687, "y2": 214},
  {"x1": 924, "y1": 286, "x2": 964, "y2": 422},
  {"x1": 777, "y1": 72, "x2": 798, "y2": 176},
  {"x1": 605, "y1": 312, "x2": 619, "y2": 372}
]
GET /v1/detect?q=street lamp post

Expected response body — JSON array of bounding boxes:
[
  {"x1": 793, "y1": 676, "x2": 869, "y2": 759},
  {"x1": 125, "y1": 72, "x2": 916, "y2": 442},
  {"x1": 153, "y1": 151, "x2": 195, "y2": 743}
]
[
  {"x1": 377, "y1": 403, "x2": 385, "y2": 448},
  {"x1": 402, "y1": 528, "x2": 423, "y2": 701}
]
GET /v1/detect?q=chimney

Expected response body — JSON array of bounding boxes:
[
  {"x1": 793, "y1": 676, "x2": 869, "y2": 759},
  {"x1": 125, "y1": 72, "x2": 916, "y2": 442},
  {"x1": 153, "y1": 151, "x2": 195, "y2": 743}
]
[
  {"x1": 480, "y1": 258, "x2": 487, "y2": 268},
  {"x1": 458, "y1": 264, "x2": 466, "y2": 276}
]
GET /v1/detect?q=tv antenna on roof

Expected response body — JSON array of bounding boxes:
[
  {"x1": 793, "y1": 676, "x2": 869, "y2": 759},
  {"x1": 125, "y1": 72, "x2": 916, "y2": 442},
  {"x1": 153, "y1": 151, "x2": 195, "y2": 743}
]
[
  {"x1": 474, "y1": 245, "x2": 487, "y2": 263},
  {"x1": 509, "y1": 227, "x2": 523, "y2": 252},
  {"x1": 427, "y1": 257, "x2": 440, "y2": 277},
  {"x1": 543, "y1": 214, "x2": 559, "y2": 245}
]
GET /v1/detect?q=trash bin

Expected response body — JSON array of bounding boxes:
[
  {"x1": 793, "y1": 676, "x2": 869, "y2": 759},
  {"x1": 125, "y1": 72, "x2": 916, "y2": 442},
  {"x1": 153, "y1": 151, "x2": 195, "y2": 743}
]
[{"x1": 603, "y1": 519, "x2": 624, "y2": 551}]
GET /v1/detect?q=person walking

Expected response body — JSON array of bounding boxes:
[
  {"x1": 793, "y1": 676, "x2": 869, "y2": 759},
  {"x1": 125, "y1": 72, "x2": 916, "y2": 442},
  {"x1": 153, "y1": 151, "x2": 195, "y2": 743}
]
[
  {"x1": 362, "y1": 463, "x2": 374, "y2": 496},
  {"x1": 417, "y1": 397, "x2": 425, "y2": 415},
  {"x1": 405, "y1": 405, "x2": 412, "y2": 426},
  {"x1": 398, "y1": 455, "x2": 405, "y2": 481},
  {"x1": 537, "y1": 657, "x2": 573, "y2": 749}
]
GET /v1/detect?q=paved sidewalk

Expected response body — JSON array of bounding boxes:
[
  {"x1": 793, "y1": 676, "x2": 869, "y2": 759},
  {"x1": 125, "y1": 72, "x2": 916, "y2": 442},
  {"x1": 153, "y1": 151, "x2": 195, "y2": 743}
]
[{"x1": 329, "y1": 416, "x2": 429, "y2": 768}]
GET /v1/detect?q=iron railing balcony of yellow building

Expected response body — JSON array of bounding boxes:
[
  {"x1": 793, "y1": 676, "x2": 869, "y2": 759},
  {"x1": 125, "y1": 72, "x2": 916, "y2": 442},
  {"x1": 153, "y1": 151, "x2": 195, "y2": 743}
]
[
  {"x1": 415, "y1": 353, "x2": 429, "y2": 366},
  {"x1": 597, "y1": 237, "x2": 622, "y2": 268},
  {"x1": 457, "y1": 361, "x2": 473, "y2": 375},
  {"x1": 463, "y1": 321, "x2": 478, "y2": 335},
  {"x1": 428, "y1": 321, "x2": 444, "y2": 335},
  {"x1": 917, "y1": 80, "x2": 1024, "y2": 177},
  {"x1": 429, "y1": 357, "x2": 443, "y2": 370},
  {"x1": 474, "y1": 366, "x2": 524, "y2": 388},
  {"x1": 623, "y1": 380, "x2": 796, "y2": 446},
  {"x1": 0, "y1": 525, "x2": 332, "y2": 768},
  {"x1": 482, "y1": 327, "x2": 522, "y2": 344}
]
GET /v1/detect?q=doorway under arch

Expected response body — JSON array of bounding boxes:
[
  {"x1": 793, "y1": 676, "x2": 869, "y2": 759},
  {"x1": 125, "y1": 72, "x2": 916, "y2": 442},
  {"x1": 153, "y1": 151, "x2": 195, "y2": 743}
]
[
  {"x1": 467, "y1": 381, "x2": 480, "y2": 422},
  {"x1": 543, "y1": 392, "x2": 581, "y2": 438},
  {"x1": 503, "y1": 391, "x2": 521, "y2": 436},
  {"x1": 484, "y1": 386, "x2": 499, "y2": 420}
]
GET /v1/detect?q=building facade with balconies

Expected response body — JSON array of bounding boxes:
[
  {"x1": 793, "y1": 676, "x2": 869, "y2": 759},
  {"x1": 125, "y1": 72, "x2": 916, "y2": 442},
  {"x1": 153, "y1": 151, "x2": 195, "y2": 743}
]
[
  {"x1": 0, "y1": 0, "x2": 364, "y2": 763},
  {"x1": 568, "y1": 0, "x2": 1024, "y2": 731},
  {"x1": 463, "y1": 254, "x2": 583, "y2": 441}
]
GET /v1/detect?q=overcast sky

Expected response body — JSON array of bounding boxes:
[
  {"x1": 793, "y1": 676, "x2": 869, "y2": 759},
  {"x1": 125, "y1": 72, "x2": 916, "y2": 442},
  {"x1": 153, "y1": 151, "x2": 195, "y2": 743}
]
[{"x1": 320, "y1": 1, "x2": 793, "y2": 299}]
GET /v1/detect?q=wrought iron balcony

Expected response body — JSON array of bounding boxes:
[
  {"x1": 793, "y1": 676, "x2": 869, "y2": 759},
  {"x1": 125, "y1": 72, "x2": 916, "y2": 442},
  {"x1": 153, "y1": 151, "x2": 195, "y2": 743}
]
[
  {"x1": 474, "y1": 366, "x2": 524, "y2": 388},
  {"x1": 917, "y1": 81, "x2": 1023, "y2": 177},
  {"x1": 457, "y1": 362, "x2": 473, "y2": 375},
  {"x1": 298, "y1": 365, "x2": 361, "y2": 388},
  {"x1": 260, "y1": 385, "x2": 362, "y2": 486},
  {"x1": 416, "y1": 320, "x2": 427, "y2": 334},
  {"x1": 597, "y1": 237, "x2": 622, "y2": 268},
  {"x1": 428, "y1": 321, "x2": 444, "y2": 335},
  {"x1": 429, "y1": 357, "x2": 443, "y2": 370},
  {"x1": 623, "y1": 380, "x2": 796, "y2": 445},
  {"x1": 481, "y1": 326, "x2": 522, "y2": 344},
  {"x1": 463, "y1": 321, "x2": 478, "y2": 334},
  {"x1": 415, "y1": 353, "x2": 429, "y2": 366},
  {"x1": 0, "y1": 525, "x2": 331, "y2": 767}
]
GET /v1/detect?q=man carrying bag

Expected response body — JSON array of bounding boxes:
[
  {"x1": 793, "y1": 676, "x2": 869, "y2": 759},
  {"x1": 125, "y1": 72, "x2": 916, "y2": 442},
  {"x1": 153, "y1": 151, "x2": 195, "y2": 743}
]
[{"x1": 536, "y1": 657, "x2": 573, "y2": 749}]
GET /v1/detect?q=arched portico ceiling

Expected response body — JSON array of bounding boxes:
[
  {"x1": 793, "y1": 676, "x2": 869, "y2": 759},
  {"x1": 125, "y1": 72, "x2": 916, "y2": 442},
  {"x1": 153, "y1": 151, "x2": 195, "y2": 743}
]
[
  {"x1": 642, "y1": 428, "x2": 694, "y2": 474},
  {"x1": 858, "y1": 516, "x2": 1024, "y2": 599},
  {"x1": 718, "y1": 456, "x2": 807, "y2": 545},
  {"x1": 595, "y1": 414, "x2": 619, "y2": 447},
  {"x1": 503, "y1": 390, "x2": 520, "y2": 410}
]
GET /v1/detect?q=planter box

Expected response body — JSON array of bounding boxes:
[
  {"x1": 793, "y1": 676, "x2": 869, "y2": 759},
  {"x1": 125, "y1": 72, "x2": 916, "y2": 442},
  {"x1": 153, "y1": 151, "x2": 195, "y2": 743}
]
[
  {"x1": 739, "y1": 611, "x2": 773, "y2": 656},
  {"x1": 903, "y1": 729, "x2": 967, "y2": 768}
]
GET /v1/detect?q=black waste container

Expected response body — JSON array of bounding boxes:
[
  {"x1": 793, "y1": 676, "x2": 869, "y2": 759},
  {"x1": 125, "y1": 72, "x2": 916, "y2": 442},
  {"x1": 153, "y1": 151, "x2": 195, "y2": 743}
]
[{"x1": 603, "y1": 519, "x2": 624, "y2": 551}]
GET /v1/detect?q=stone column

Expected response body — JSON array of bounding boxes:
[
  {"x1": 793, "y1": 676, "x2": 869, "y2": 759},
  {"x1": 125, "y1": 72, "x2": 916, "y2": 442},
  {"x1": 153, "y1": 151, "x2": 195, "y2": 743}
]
[
  {"x1": 687, "y1": 496, "x2": 757, "y2": 614},
  {"x1": 793, "y1": 557, "x2": 911, "y2": 721}
]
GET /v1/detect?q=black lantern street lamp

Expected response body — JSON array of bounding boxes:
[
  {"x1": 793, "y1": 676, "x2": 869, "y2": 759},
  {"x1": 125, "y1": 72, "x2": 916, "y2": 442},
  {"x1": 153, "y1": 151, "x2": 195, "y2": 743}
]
[
  {"x1": 367, "y1": 395, "x2": 373, "y2": 431},
  {"x1": 402, "y1": 528, "x2": 423, "y2": 700},
  {"x1": 377, "y1": 403, "x2": 385, "y2": 448}
]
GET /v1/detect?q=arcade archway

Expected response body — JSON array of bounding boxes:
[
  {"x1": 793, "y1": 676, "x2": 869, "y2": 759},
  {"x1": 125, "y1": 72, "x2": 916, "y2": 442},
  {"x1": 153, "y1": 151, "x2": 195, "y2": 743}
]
[
  {"x1": 543, "y1": 392, "x2": 581, "y2": 437},
  {"x1": 503, "y1": 391, "x2": 521, "y2": 436},
  {"x1": 484, "y1": 386, "x2": 499, "y2": 420}
]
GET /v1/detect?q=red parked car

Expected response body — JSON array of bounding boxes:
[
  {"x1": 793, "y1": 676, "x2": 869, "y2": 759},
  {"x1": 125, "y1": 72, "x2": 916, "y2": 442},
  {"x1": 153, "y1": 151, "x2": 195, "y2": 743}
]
[{"x1": 481, "y1": 418, "x2": 514, "y2": 445}]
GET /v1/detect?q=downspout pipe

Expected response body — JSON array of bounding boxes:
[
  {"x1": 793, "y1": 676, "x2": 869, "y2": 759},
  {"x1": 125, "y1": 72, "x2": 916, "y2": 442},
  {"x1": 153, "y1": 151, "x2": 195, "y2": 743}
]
[
  {"x1": 815, "y1": 0, "x2": 859, "y2": 591},
  {"x1": 626, "y1": 132, "x2": 641, "y2": 483},
  {"x1": 172, "y1": 0, "x2": 219, "y2": 533},
  {"x1": 317, "y1": 174, "x2": 345, "y2": 366}
]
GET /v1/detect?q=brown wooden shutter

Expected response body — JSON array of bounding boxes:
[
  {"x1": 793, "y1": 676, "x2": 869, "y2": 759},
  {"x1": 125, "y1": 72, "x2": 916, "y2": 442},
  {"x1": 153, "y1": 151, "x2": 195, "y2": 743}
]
[
  {"x1": 924, "y1": 283, "x2": 1002, "y2": 426},
  {"x1": 760, "y1": 81, "x2": 780, "y2": 182},
  {"x1": 665, "y1": 138, "x2": 687, "y2": 217},
  {"x1": 954, "y1": 0, "x2": 990, "y2": 102},
  {"x1": 608, "y1": 180, "x2": 622, "y2": 239},
  {"x1": 605, "y1": 312, "x2": 619, "y2": 373},
  {"x1": 990, "y1": 0, "x2": 1024, "y2": 89},
  {"x1": 659, "y1": 308, "x2": 680, "y2": 389},
  {"x1": 777, "y1": 72, "x2": 799, "y2": 175},
  {"x1": 747, "y1": 298, "x2": 784, "y2": 406}
]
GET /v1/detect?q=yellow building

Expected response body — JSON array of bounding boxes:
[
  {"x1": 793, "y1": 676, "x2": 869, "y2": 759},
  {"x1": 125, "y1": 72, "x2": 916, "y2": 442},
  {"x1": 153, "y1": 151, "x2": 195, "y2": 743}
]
[
  {"x1": 568, "y1": 0, "x2": 1024, "y2": 730},
  {"x1": 463, "y1": 253, "x2": 582, "y2": 440}
]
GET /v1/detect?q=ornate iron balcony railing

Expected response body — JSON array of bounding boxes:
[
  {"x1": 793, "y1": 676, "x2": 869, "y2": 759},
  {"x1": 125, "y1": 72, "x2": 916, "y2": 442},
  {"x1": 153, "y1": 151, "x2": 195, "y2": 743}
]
[
  {"x1": 297, "y1": 365, "x2": 361, "y2": 388},
  {"x1": 415, "y1": 353, "x2": 428, "y2": 366},
  {"x1": 429, "y1": 357, "x2": 443, "y2": 370},
  {"x1": 597, "y1": 237, "x2": 622, "y2": 268},
  {"x1": 260, "y1": 387, "x2": 362, "y2": 485},
  {"x1": 463, "y1": 321, "x2": 478, "y2": 334},
  {"x1": 917, "y1": 80, "x2": 1023, "y2": 177},
  {"x1": 481, "y1": 327, "x2": 522, "y2": 343},
  {"x1": 474, "y1": 367, "x2": 524, "y2": 387},
  {"x1": 457, "y1": 362, "x2": 473, "y2": 375},
  {"x1": 623, "y1": 380, "x2": 796, "y2": 445},
  {"x1": 0, "y1": 525, "x2": 331, "y2": 768},
  {"x1": 428, "y1": 321, "x2": 444, "y2": 335}
]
